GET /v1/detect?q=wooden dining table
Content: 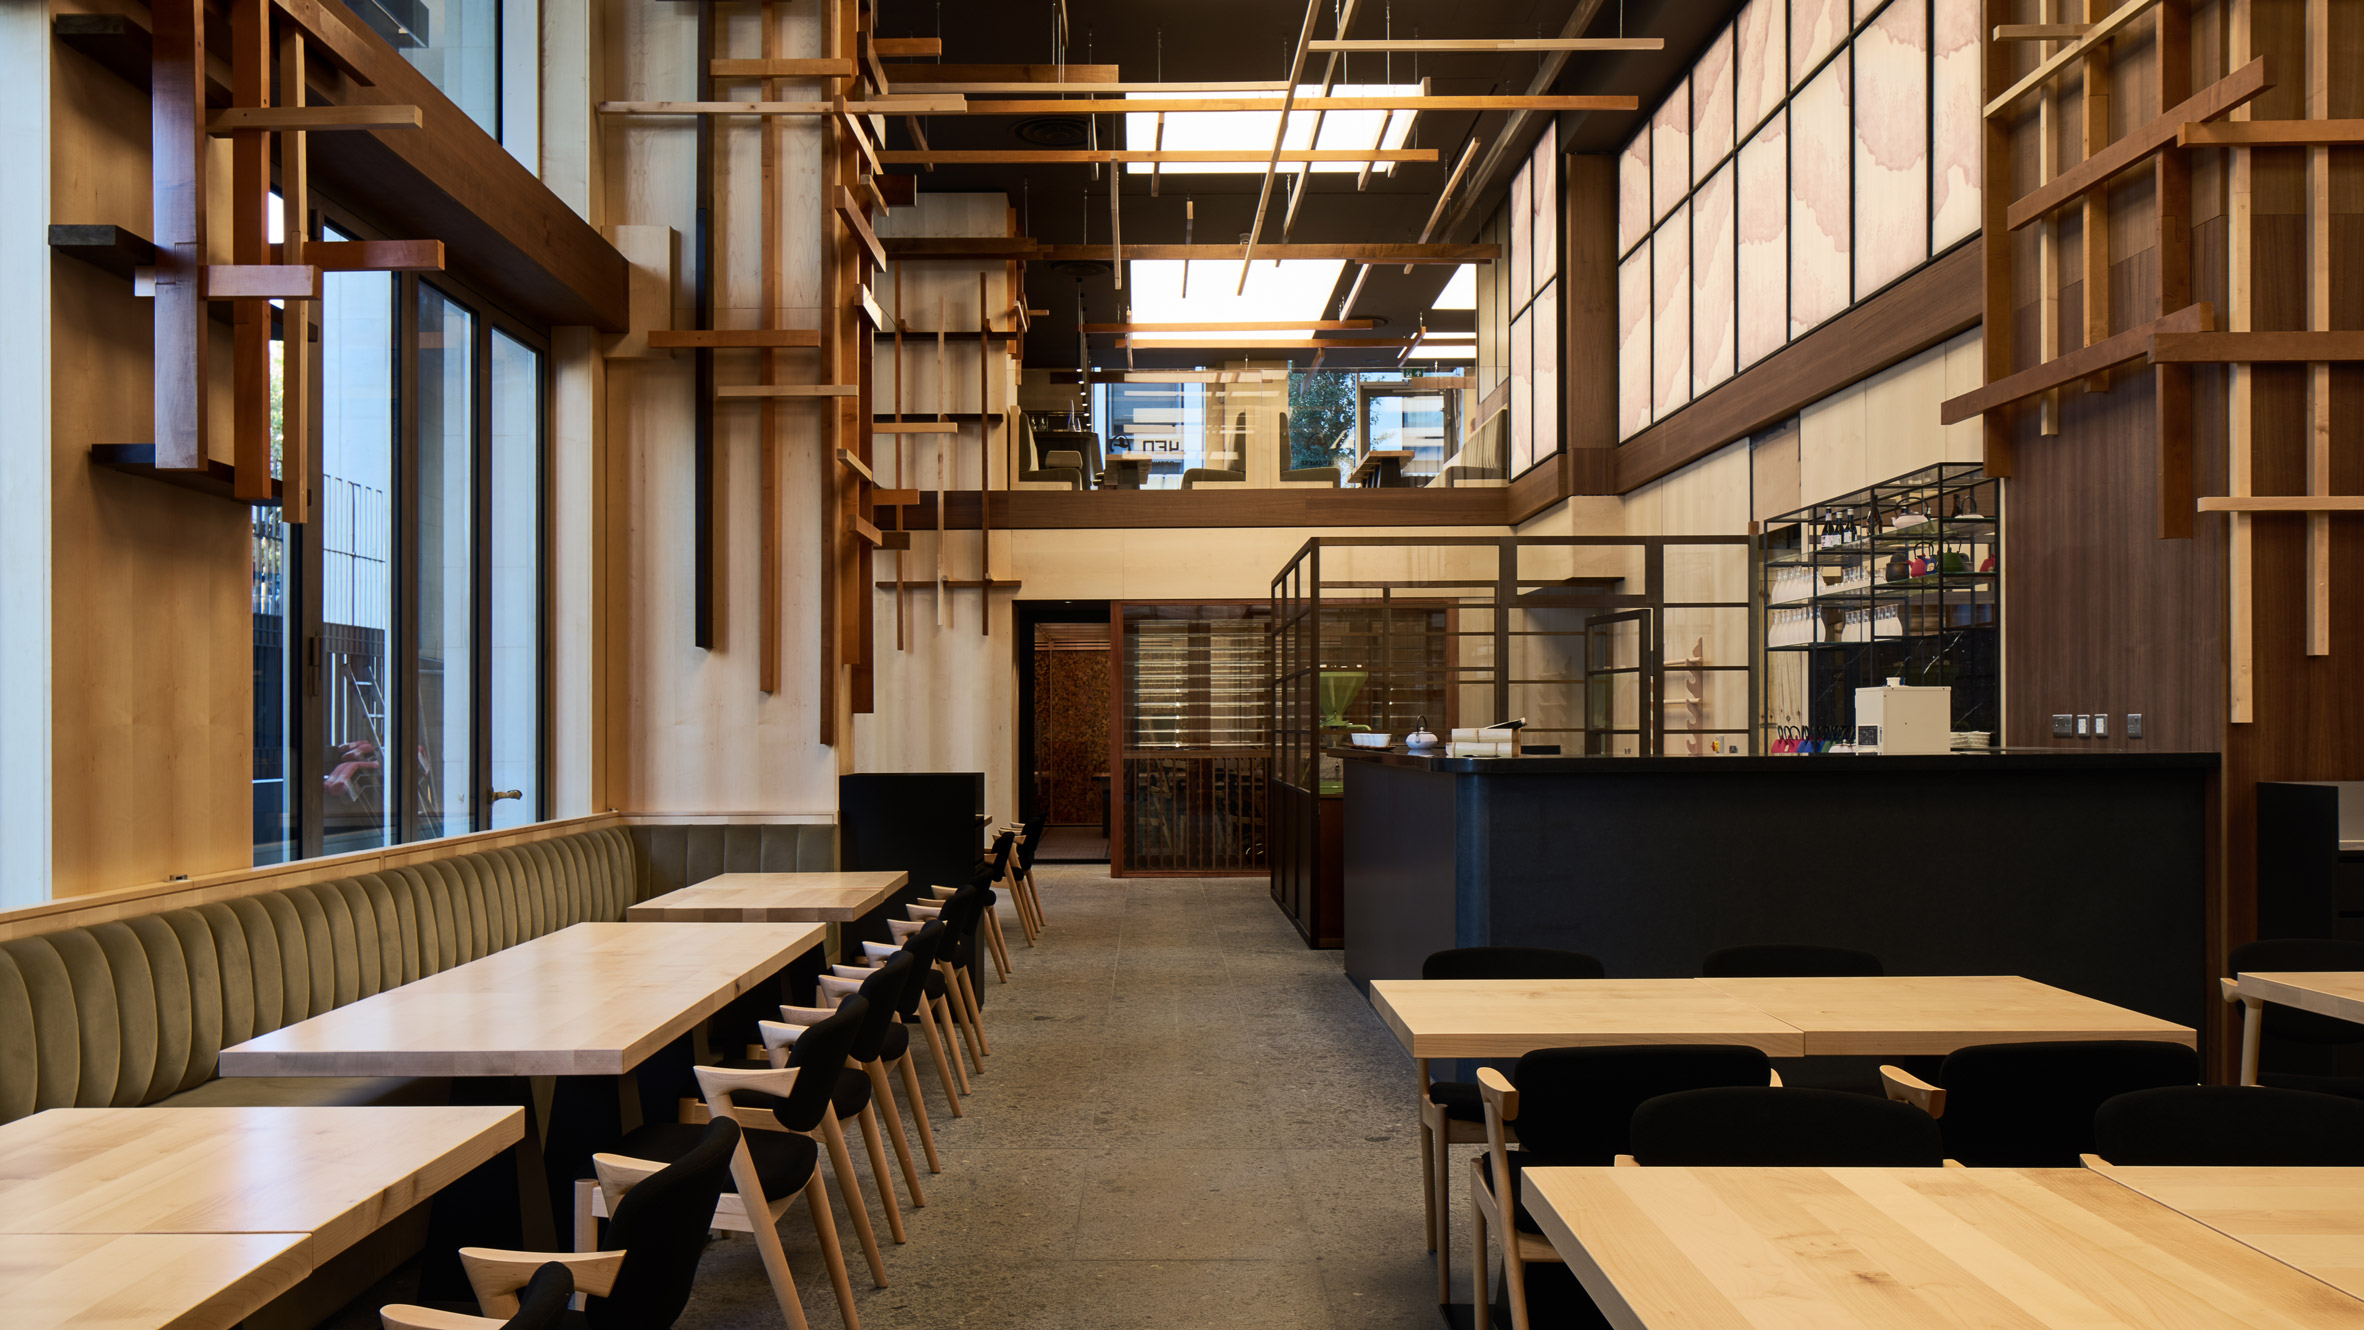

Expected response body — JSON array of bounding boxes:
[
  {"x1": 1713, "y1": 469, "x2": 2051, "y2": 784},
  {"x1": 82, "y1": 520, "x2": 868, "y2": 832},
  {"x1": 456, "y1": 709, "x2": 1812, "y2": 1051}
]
[
  {"x1": 1522, "y1": 1164, "x2": 2364, "y2": 1328},
  {"x1": 2228, "y1": 971, "x2": 2364, "y2": 1083},
  {"x1": 0, "y1": 1104, "x2": 523, "y2": 1330},
  {"x1": 2092, "y1": 1163, "x2": 2364, "y2": 1301},
  {"x1": 625, "y1": 870, "x2": 910, "y2": 923}
]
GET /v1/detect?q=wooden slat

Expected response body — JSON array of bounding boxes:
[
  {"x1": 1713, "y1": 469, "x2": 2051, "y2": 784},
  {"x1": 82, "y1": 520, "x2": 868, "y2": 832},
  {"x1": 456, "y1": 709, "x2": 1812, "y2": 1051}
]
[
  {"x1": 280, "y1": 238, "x2": 444, "y2": 271},
  {"x1": 229, "y1": 0, "x2": 271, "y2": 500},
  {"x1": 834, "y1": 446, "x2": 875, "y2": 482},
  {"x1": 847, "y1": 512, "x2": 885, "y2": 545},
  {"x1": 152, "y1": 0, "x2": 206, "y2": 471},
  {"x1": 2005, "y1": 59, "x2": 2269, "y2": 229},
  {"x1": 870, "y1": 37, "x2": 942, "y2": 56},
  {"x1": 1940, "y1": 304, "x2": 2214, "y2": 423},
  {"x1": 278, "y1": 25, "x2": 312, "y2": 523},
  {"x1": 647, "y1": 328, "x2": 824, "y2": 348},
  {"x1": 2197, "y1": 496, "x2": 2364, "y2": 512},
  {"x1": 878, "y1": 63, "x2": 1118, "y2": 83},
  {"x1": 710, "y1": 57, "x2": 856, "y2": 78},
  {"x1": 900, "y1": 79, "x2": 1291, "y2": 94},
  {"x1": 948, "y1": 94, "x2": 1639, "y2": 114},
  {"x1": 1082, "y1": 319, "x2": 1377, "y2": 332},
  {"x1": 206, "y1": 264, "x2": 320, "y2": 299},
  {"x1": 2177, "y1": 117, "x2": 2364, "y2": 145},
  {"x1": 871, "y1": 421, "x2": 960, "y2": 433},
  {"x1": 2149, "y1": 331, "x2": 2364, "y2": 362},
  {"x1": 758, "y1": 0, "x2": 780, "y2": 695},
  {"x1": 1307, "y1": 37, "x2": 1662, "y2": 52},
  {"x1": 1041, "y1": 242, "x2": 1494, "y2": 263},
  {"x1": 1994, "y1": 22, "x2": 2092, "y2": 38},
  {"x1": 716, "y1": 383, "x2": 859, "y2": 398},
  {"x1": 207, "y1": 104, "x2": 421, "y2": 132},
  {"x1": 877, "y1": 148, "x2": 1439, "y2": 165},
  {"x1": 1115, "y1": 336, "x2": 1452, "y2": 349},
  {"x1": 597, "y1": 96, "x2": 965, "y2": 115},
  {"x1": 870, "y1": 488, "x2": 921, "y2": 506},
  {"x1": 835, "y1": 184, "x2": 886, "y2": 270},
  {"x1": 1238, "y1": 0, "x2": 1323, "y2": 290},
  {"x1": 1984, "y1": 0, "x2": 2161, "y2": 115}
]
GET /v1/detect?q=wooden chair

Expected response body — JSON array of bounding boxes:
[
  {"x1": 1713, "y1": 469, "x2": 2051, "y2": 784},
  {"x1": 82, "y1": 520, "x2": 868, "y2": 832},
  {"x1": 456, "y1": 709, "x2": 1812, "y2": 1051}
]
[
  {"x1": 821, "y1": 945, "x2": 944, "y2": 1171},
  {"x1": 1627, "y1": 1086, "x2": 1944, "y2": 1166},
  {"x1": 1468, "y1": 1045, "x2": 1775, "y2": 1330},
  {"x1": 865, "y1": 920, "x2": 968, "y2": 1112},
  {"x1": 947, "y1": 830, "x2": 1018, "y2": 981},
  {"x1": 1415, "y1": 945, "x2": 1603, "y2": 1299},
  {"x1": 436, "y1": 1118, "x2": 737, "y2": 1330},
  {"x1": 993, "y1": 815, "x2": 1048, "y2": 943},
  {"x1": 794, "y1": 951, "x2": 931, "y2": 1208},
  {"x1": 1879, "y1": 1039, "x2": 2201, "y2": 1166},
  {"x1": 381, "y1": 1260, "x2": 572, "y2": 1330},
  {"x1": 2091, "y1": 1084, "x2": 2364, "y2": 1165},
  {"x1": 900, "y1": 883, "x2": 991, "y2": 1071},
  {"x1": 673, "y1": 997, "x2": 892, "y2": 1291}
]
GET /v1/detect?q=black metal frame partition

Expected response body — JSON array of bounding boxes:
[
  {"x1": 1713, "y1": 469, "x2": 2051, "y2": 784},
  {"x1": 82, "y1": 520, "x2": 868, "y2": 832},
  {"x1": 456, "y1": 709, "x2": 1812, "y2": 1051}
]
[
  {"x1": 1267, "y1": 536, "x2": 1755, "y2": 944},
  {"x1": 271, "y1": 186, "x2": 555, "y2": 863}
]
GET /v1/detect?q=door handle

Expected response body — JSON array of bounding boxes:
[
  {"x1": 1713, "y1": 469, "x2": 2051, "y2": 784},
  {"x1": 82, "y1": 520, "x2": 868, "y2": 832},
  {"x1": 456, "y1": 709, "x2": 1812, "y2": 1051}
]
[{"x1": 490, "y1": 789, "x2": 523, "y2": 803}]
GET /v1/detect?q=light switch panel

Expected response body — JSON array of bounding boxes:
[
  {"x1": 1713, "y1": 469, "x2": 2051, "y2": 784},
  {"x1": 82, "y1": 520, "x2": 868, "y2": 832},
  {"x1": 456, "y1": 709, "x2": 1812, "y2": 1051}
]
[
  {"x1": 2076, "y1": 714, "x2": 2091, "y2": 737},
  {"x1": 2093, "y1": 713, "x2": 2109, "y2": 738},
  {"x1": 2127, "y1": 713, "x2": 2144, "y2": 739},
  {"x1": 2052, "y1": 714, "x2": 2074, "y2": 738}
]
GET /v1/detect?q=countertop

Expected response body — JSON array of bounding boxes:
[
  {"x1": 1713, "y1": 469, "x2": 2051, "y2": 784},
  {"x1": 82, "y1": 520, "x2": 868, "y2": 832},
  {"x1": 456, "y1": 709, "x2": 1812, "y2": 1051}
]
[{"x1": 1324, "y1": 746, "x2": 2222, "y2": 775}]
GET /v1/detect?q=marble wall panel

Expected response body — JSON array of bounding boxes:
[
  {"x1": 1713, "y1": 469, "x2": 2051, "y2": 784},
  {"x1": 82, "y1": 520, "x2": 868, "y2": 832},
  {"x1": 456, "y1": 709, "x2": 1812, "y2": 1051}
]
[
  {"x1": 1619, "y1": 243, "x2": 1652, "y2": 438},
  {"x1": 1738, "y1": 113, "x2": 1789, "y2": 367},
  {"x1": 1931, "y1": 0, "x2": 1983, "y2": 248},
  {"x1": 1652, "y1": 79, "x2": 1691, "y2": 221},
  {"x1": 1791, "y1": 0, "x2": 1847, "y2": 87},
  {"x1": 1693, "y1": 162, "x2": 1738, "y2": 394},
  {"x1": 1791, "y1": 60, "x2": 1852, "y2": 336},
  {"x1": 1854, "y1": 0, "x2": 1929, "y2": 295},
  {"x1": 1619, "y1": 131, "x2": 1651, "y2": 255},
  {"x1": 1693, "y1": 26, "x2": 1736, "y2": 183},
  {"x1": 1653, "y1": 202, "x2": 1692, "y2": 418},
  {"x1": 1735, "y1": 0, "x2": 1787, "y2": 137}
]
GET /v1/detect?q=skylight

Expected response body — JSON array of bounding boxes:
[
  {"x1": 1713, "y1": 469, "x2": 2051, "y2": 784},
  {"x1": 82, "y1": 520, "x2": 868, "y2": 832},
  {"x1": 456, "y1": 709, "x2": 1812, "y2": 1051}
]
[
  {"x1": 1432, "y1": 264, "x2": 1476, "y2": 310},
  {"x1": 1123, "y1": 83, "x2": 1421, "y2": 175},
  {"x1": 1125, "y1": 258, "x2": 1347, "y2": 341}
]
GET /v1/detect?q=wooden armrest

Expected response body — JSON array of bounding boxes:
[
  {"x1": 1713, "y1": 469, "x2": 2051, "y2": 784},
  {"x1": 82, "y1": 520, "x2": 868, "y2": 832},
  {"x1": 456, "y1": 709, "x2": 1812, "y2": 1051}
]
[
  {"x1": 1613, "y1": 1154, "x2": 1638, "y2": 1167},
  {"x1": 382, "y1": 1305, "x2": 506, "y2": 1330},
  {"x1": 1943, "y1": 1158, "x2": 1966, "y2": 1169},
  {"x1": 677, "y1": 1096, "x2": 708, "y2": 1124},
  {"x1": 460, "y1": 1250, "x2": 625, "y2": 1317},
  {"x1": 2079, "y1": 1152, "x2": 2110, "y2": 1169},
  {"x1": 782, "y1": 1000, "x2": 837, "y2": 1023},
  {"x1": 1879, "y1": 1065, "x2": 1946, "y2": 1119},
  {"x1": 2219, "y1": 976, "x2": 2261, "y2": 1007},
  {"x1": 1476, "y1": 1065, "x2": 1519, "y2": 1123},
  {"x1": 859, "y1": 941, "x2": 899, "y2": 961},
  {"x1": 1768, "y1": 1068, "x2": 1783, "y2": 1088},
  {"x1": 907, "y1": 904, "x2": 943, "y2": 920}
]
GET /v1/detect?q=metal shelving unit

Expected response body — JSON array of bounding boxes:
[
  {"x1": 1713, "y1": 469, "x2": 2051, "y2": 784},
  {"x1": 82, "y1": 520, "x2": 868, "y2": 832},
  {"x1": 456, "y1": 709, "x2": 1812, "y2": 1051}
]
[{"x1": 1759, "y1": 463, "x2": 2001, "y2": 749}]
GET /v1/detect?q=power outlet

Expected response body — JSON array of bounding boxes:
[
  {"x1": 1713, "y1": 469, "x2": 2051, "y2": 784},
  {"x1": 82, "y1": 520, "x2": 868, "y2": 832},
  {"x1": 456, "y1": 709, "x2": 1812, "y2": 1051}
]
[
  {"x1": 2127, "y1": 713, "x2": 2144, "y2": 739},
  {"x1": 2052, "y1": 714, "x2": 2074, "y2": 739}
]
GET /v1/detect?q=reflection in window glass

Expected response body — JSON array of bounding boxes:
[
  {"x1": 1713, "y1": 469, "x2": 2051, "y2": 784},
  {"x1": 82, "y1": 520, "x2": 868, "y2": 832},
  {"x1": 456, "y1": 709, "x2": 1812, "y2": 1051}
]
[
  {"x1": 489, "y1": 331, "x2": 540, "y2": 829},
  {"x1": 370, "y1": 0, "x2": 500, "y2": 136},
  {"x1": 415, "y1": 286, "x2": 475, "y2": 840},
  {"x1": 253, "y1": 511, "x2": 294, "y2": 864},
  {"x1": 320, "y1": 247, "x2": 397, "y2": 856}
]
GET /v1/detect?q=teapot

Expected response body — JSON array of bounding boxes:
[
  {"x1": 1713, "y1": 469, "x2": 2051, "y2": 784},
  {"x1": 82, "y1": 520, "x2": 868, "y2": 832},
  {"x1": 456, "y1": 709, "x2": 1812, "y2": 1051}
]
[{"x1": 1405, "y1": 715, "x2": 1440, "y2": 749}]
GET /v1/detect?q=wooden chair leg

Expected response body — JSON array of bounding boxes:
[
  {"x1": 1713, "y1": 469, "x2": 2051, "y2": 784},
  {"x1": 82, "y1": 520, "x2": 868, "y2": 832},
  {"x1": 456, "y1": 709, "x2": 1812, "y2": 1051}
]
[
  {"x1": 852, "y1": 1104, "x2": 906, "y2": 1244},
  {"x1": 1023, "y1": 866, "x2": 1047, "y2": 928},
  {"x1": 570, "y1": 1179, "x2": 598, "y2": 1312},
  {"x1": 1501, "y1": 1179, "x2": 1531, "y2": 1330},
  {"x1": 726, "y1": 1141, "x2": 813, "y2": 1330},
  {"x1": 803, "y1": 1173, "x2": 861, "y2": 1330},
  {"x1": 1433, "y1": 1114, "x2": 1454, "y2": 1298},
  {"x1": 982, "y1": 908, "x2": 1012, "y2": 982},
  {"x1": 940, "y1": 968, "x2": 986, "y2": 1074},
  {"x1": 895, "y1": 1051, "x2": 943, "y2": 1172},
  {"x1": 954, "y1": 965, "x2": 991, "y2": 1057},
  {"x1": 914, "y1": 1002, "x2": 968, "y2": 1106},
  {"x1": 819, "y1": 1115, "x2": 887, "y2": 1287},
  {"x1": 1470, "y1": 1170, "x2": 1489, "y2": 1321},
  {"x1": 865, "y1": 1058, "x2": 927, "y2": 1204},
  {"x1": 1418, "y1": 1113, "x2": 1438, "y2": 1254},
  {"x1": 1012, "y1": 876, "x2": 1039, "y2": 945}
]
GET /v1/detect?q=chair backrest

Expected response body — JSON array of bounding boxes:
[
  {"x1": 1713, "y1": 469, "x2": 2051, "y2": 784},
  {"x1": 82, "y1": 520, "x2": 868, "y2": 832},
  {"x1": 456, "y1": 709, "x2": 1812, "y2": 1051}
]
[
  {"x1": 590, "y1": 1118, "x2": 739, "y2": 1330},
  {"x1": 2094, "y1": 1084, "x2": 2364, "y2": 1165},
  {"x1": 1509, "y1": 1045, "x2": 1773, "y2": 1162},
  {"x1": 985, "y1": 830, "x2": 1017, "y2": 881},
  {"x1": 2231, "y1": 938, "x2": 2364, "y2": 1046},
  {"x1": 847, "y1": 954, "x2": 913, "y2": 1061},
  {"x1": 761, "y1": 996, "x2": 869, "y2": 1131},
  {"x1": 1700, "y1": 944, "x2": 1883, "y2": 978},
  {"x1": 1422, "y1": 946, "x2": 1605, "y2": 981},
  {"x1": 1016, "y1": 814, "x2": 1047, "y2": 873},
  {"x1": 1631, "y1": 1087, "x2": 1944, "y2": 1166},
  {"x1": 894, "y1": 922, "x2": 949, "y2": 1016},
  {"x1": 1933, "y1": 1039, "x2": 2200, "y2": 1166},
  {"x1": 504, "y1": 1262, "x2": 576, "y2": 1330}
]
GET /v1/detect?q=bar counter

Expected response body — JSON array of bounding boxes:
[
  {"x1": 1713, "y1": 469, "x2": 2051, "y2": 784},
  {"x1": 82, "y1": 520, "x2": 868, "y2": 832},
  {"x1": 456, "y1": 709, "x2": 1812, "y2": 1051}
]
[{"x1": 1338, "y1": 747, "x2": 2219, "y2": 1034}]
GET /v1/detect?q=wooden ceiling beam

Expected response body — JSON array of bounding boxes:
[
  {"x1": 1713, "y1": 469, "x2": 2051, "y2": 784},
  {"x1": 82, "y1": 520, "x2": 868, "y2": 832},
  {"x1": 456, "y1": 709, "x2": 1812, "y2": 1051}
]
[
  {"x1": 876, "y1": 148, "x2": 1437, "y2": 165},
  {"x1": 1307, "y1": 36, "x2": 1661, "y2": 52},
  {"x1": 600, "y1": 97, "x2": 964, "y2": 115},
  {"x1": 1283, "y1": 0, "x2": 1362, "y2": 243},
  {"x1": 937, "y1": 94, "x2": 1639, "y2": 114},
  {"x1": 896, "y1": 80, "x2": 1289, "y2": 94},
  {"x1": 1080, "y1": 319, "x2": 1376, "y2": 332},
  {"x1": 1238, "y1": 0, "x2": 1325, "y2": 293},
  {"x1": 880, "y1": 62, "x2": 1117, "y2": 83},
  {"x1": 1042, "y1": 242, "x2": 1494, "y2": 263}
]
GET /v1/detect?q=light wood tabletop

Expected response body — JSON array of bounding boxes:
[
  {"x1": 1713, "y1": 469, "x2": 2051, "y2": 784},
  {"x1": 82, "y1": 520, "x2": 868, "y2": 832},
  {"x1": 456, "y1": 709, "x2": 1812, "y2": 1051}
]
[
  {"x1": 624, "y1": 870, "x2": 910, "y2": 922},
  {"x1": 2094, "y1": 1164, "x2": 2364, "y2": 1301},
  {"x1": 0, "y1": 1106, "x2": 523, "y2": 1262},
  {"x1": 0, "y1": 1231, "x2": 311, "y2": 1330},
  {"x1": 1696, "y1": 974, "x2": 2197, "y2": 1055},
  {"x1": 215, "y1": 922, "x2": 823, "y2": 1077},
  {"x1": 1521, "y1": 1165, "x2": 2364, "y2": 1329},
  {"x1": 2234, "y1": 972, "x2": 2364, "y2": 1023},
  {"x1": 1368, "y1": 978, "x2": 1808, "y2": 1059}
]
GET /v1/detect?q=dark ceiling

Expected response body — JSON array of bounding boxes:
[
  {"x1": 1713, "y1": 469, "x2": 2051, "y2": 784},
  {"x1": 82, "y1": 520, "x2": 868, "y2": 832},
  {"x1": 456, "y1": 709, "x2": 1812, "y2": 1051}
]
[{"x1": 874, "y1": 0, "x2": 1742, "y2": 371}]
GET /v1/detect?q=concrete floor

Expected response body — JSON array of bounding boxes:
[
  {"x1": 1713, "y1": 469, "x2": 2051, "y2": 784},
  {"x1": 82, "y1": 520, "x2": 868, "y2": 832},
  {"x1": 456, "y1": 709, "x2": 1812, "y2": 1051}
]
[
  {"x1": 331, "y1": 866, "x2": 1478, "y2": 1329},
  {"x1": 669, "y1": 864, "x2": 1473, "y2": 1330}
]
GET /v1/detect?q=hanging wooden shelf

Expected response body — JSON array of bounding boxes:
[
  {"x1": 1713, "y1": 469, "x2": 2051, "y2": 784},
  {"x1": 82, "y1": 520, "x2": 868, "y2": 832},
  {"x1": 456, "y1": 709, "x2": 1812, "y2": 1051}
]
[{"x1": 91, "y1": 444, "x2": 280, "y2": 506}]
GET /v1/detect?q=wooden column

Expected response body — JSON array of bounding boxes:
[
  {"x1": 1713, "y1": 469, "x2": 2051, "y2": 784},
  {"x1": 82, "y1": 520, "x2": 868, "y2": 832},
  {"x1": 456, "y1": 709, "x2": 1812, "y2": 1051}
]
[
  {"x1": 2226, "y1": 0, "x2": 2255, "y2": 722},
  {"x1": 2301, "y1": 0, "x2": 2331, "y2": 655},
  {"x1": 1979, "y1": 0, "x2": 2015, "y2": 477},
  {"x1": 2154, "y1": 0, "x2": 2193, "y2": 538},
  {"x1": 230, "y1": 0, "x2": 273, "y2": 497},
  {"x1": 152, "y1": 0, "x2": 208, "y2": 471},
  {"x1": 758, "y1": 0, "x2": 781, "y2": 693}
]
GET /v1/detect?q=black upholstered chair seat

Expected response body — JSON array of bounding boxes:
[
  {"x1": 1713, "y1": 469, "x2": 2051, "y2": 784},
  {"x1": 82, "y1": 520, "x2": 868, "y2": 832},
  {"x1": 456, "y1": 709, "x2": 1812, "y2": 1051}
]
[
  {"x1": 1427, "y1": 1077, "x2": 1485, "y2": 1122},
  {"x1": 2260, "y1": 1070, "x2": 2364, "y2": 1101},
  {"x1": 614, "y1": 1120, "x2": 819, "y2": 1200},
  {"x1": 1630, "y1": 1087, "x2": 1945, "y2": 1166},
  {"x1": 879, "y1": 1020, "x2": 910, "y2": 1063}
]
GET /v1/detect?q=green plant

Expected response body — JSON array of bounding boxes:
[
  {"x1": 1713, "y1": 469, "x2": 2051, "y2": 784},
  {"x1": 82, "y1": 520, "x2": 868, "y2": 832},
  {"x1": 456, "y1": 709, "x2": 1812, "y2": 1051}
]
[{"x1": 1286, "y1": 370, "x2": 1355, "y2": 470}]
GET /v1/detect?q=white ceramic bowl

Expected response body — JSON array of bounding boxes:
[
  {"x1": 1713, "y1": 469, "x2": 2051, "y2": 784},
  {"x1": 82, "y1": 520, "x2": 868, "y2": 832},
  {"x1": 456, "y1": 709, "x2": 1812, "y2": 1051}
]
[{"x1": 1349, "y1": 732, "x2": 1393, "y2": 748}]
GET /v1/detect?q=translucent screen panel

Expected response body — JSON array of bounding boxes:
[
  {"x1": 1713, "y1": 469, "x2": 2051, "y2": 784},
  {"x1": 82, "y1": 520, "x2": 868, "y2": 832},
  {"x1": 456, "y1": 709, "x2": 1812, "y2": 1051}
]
[
  {"x1": 1652, "y1": 203, "x2": 1691, "y2": 418},
  {"x1": 1692, "y1": 26, "x2": 1735, "y2": 183},
  {"x1": 1510, "y1": 308, "x2": 1534, "y2": 473},
  {"x1": 1855, "y1": 0, "x2": 1930, "y2": 296},
  {"x1": 1931, "y1": 0, "x2": 1984, "y2": 248},
  {"x1": 1692, "y1": 162, "x2": 1736, "y2": 395},
  {"x1": 1618, "y1": 241, "x2": 1652, "y2": 439},
  {"x1": 1651, "y1": 78, "x2": 1690, "y2": 222},
  {"x1": 400, "y1": 0, "x2": 498, "y2": 138},
  {"x1": 1734, "y1": 0, "x2": 1786, "y2": 137},
  {"x1": 1530, "y1": 128, "x2": 1557, "y2": 288},
  {"x1": 1790, "y1": 59, "x2": 1852, "y2": 337},
  {"x1": 1530, "y1": 282, "x2": 1558, "y2": 467},
  {"x1": 1510, "y1": 164, "x2": 1533, "y2": 309},
  {"x1": 1618, "y1": 130, "x2": 1651, "y2": 255},
  {"x1": 1737, "y1": 112, "x2": 1788, "y2": 368},
  {"x1": 1791, "y1": 0, "x2": 1846, "y2": 86}
]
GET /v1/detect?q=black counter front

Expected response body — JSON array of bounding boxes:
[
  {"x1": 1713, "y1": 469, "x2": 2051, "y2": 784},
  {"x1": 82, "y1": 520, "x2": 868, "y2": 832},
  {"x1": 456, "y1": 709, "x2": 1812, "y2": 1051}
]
[{"x1": 1339, "y1": 749, "x2": 2218, "y2": 1037}]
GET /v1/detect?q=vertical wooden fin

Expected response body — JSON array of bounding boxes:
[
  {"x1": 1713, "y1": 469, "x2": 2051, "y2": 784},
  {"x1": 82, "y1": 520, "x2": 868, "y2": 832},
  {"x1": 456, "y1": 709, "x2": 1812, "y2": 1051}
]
[
  {"x1": 153, "y1": 0, "x2": 208, "y2": 471},
  {"x1": 279, "y1": 26, "x2": 312, "y2": 524}
]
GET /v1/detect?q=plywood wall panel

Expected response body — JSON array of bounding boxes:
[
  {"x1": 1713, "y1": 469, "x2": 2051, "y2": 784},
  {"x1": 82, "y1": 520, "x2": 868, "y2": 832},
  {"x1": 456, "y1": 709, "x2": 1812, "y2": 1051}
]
[
  {"x1": 1790, "y1": 59, "x2": 1852, "y2": 335},
  {"x1": 1854, "y1": 0, "x2": 1930, "y2": 296}
]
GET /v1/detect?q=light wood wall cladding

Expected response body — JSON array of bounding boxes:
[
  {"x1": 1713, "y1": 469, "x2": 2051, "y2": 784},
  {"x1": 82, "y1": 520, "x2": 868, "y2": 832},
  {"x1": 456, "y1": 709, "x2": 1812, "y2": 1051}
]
[{"x1": 1966, "y1": 0, "x2": 2364, "y2": 1078}]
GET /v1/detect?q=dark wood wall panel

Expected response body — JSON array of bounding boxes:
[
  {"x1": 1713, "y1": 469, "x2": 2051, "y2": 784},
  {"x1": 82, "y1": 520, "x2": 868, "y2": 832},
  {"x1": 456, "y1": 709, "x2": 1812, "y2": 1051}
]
[{"x1": 1032, "y1": 648, "x2": 1109, "y2": 824}]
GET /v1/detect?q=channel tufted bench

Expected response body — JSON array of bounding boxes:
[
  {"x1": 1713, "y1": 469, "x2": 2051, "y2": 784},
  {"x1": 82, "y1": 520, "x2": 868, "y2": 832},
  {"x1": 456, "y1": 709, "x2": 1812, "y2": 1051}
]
[{"x1": 0, "y1": 826, "x2": 644, "y2": 1122}]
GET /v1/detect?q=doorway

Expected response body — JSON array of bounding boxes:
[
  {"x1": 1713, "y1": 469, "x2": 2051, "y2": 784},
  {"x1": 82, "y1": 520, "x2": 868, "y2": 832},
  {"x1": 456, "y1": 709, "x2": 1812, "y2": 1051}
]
[{"x1": 1017, "y1": 602, "x2": 1112, "y2": 863}]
